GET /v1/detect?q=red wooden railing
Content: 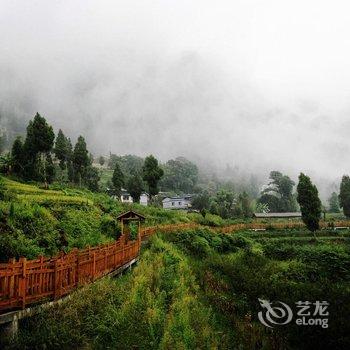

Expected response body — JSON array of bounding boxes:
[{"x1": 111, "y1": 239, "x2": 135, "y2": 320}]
[
  {"x1": 0, "y1": 223, "x2": 197, "y2": 313},
  {"x1": 0, "y1": 220, "x2": 348, "y2": 313}
]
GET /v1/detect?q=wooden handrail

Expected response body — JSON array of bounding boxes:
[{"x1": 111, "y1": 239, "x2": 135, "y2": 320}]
[{"x1": 1, "y1": 220, "x2": 348, "y2": 313}]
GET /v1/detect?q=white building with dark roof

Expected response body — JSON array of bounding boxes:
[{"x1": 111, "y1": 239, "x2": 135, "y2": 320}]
[{"x1": 162, "y1": 195, "x2": 193, "y2": 210}]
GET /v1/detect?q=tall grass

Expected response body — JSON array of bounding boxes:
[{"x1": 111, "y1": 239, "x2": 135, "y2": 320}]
[{"x1": 11, "y1": 235, "x2": 219, "y2": 349}]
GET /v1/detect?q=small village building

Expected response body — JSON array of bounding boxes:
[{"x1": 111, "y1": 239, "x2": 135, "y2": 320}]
[
  {"x1": 162, "y1": 195, "x2": 193, "y2": 210},
  {"x1": 119, "y1": 189, "x2": 149, "y2": 206}
]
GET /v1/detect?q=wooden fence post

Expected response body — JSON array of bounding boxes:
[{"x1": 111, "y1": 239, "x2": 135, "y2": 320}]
[
  {"x1": 76, "y1": 250, "x2": 80, "y2": 287},
  {"x1": 54, "y1": 258, "x2": 58, "y2": 299},
  {"x1": 93, "y1": 252, "x2": 96, "y2": 280},
  {"x1": 19, "y1": 257, "x2": 27, "y2": 309}
]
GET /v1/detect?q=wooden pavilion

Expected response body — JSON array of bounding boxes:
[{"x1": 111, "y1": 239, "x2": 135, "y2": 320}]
[{"x1": 116, "y1": 210, "x2": 146, "y2": 239}]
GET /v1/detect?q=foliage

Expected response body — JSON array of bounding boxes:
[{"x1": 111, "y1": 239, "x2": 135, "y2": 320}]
[
  {"x1": 108, "y1": 154, "x2": 144, "y2": 176},
  {"x1": 128, "y1": 222, "x2": 138, "y2": 241},
  {"x1": 209, "y1": 190, "x2": 234, "y2": 219},
  {"x1": 98, "y1": 156, "x2": 105, "y2": 166},
  {"x1": 83, "y1": 166, "x2": 100, "y2": 192},
  {"x1": 328, "y1": 191, "x2": 340, "y2": 213},
  {"x1": 72, "y1": 135, "x2": 90, "y2": 184},
  {"x1": 126, "y1": 174, "x2": 144, "y2": 203},
  {"x1": 258, "y1": 170, "x2": 297, "y2": 212},
  {"x1": 54, "y1": 129, "x2": 71, "y2": 170},
  {"x1": 142, "y1": 154, "x2": 164, "y2": 197},
  {"x1": 11, "y1": 137, "x2": 24, "y2": 175},
  {"x1": 297, "y1": 173, "x2": 322, "y2": 231},
  {"x1": 160, "y1": 156, "x2": 199, "y2": 193},
  {"x1": 12, "y1": 236, "x2": 219, "y2": 349},
  {"x1": 192, "y1": 190, "x2": 210, "y2": 211},
  {"x1": 112, "y1": 162, "x2": 124, "y2": 196},
  {"x1": 339, "y1": 175, "x2": 350, "y2": 217}
]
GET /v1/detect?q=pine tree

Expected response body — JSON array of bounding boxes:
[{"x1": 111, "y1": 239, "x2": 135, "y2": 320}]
[
  {"x1": 328, "y1": 192, "x2": 340, "y2": 213},
  {"x1": 22, "y1": 113, "x2": 55, "y2": 183},
  {"x1": 112, "y1": 163, "x2": 124, "y2": 197},
  {"x1": 142, "y1": 155, "x2": 164, "y2": 198},
  {"x1": 54, "y1": 129, "x2": 69, "y2": 170},
  {"x1": 297, "y1": 173, "x2": 322, "y2": 232},
  {"x1": 127, "y1": 174, "x2": 144, "y2": 203},
  {"x1": 339, "y1": 175, "x2": 350, "y2": 217},
  {"x1": 11, "y1": 137, "x2": 24, "y2": 175},
  {"x1": 72, "y1": 136, "x2": 89, "y2": 185}
]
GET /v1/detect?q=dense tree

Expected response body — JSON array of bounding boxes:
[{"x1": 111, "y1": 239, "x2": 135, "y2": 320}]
[
  {"x1": 339, "y1": 175, "x2": 350, "y2": 217},
  {"x1": 24, "y1": 113, "x2": 54, "y2": 155},
  {"x1": 259, "y1": 171, "x2": 297, "y2": 212},
  {"x1": 72, "y1": 136, "x2": 90, "y2": 185},
  {"x1": 54, "y1": 129, "x2": 70, "y2": 170},
  {"x1": 84, "y1": 166, "x2": 100, "y2": 192},
  {"x1": 257, "y1": 193, "x2": 280, "y2": 212},
  {"x1": 328, "y1": 192, "x2": 340, "y2": 213},
  {"x1": 192, "y1": 191, "x2": 210, "y2": 211},
  {"x1": 98, "y1": 156, "x2": 105, "y2": 166},
  {"x1": 209, "y1": 190, "x2": 235, "y2": 219},
  {"x1": 160, "y1": 157, "x2": 198, "y2": 193},
  {"x1": 235, "y1": 191, "x2": 253, "y2": 218},
  {"x1": 297, "y1": 173, "x2": 322, "y2": 232},
  {"x1": 112, "y1": 163, "x2": 124, "y2": 197},
  {"x1": 11, "y1": 137, "x2": 24, "y2": 175},
  {"x1": 142, "y1": 155, "x2": 164, "y2": 198},
  {"x1": 108, "y1": 154, "x2": 144, "y2": 177},
  {"x1": 22, "y1": 113, "x2": 55, "y2": 183},
  {"x1": 66, "y1": 138, "x2": 74, "y2": 182},
  {"x1": 126, "y1": 174, "x2": 144, "y2": 203}
]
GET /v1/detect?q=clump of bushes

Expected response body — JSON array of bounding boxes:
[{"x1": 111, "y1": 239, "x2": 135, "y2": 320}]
[
  {"x1": 100, "y1": 215, "x2": 121, "y2": 239},
  {"x1": 165, "y1": 229, "x2": 253, "y2": 257}
]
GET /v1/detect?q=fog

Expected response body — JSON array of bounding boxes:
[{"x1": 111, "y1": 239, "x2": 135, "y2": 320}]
[{"x1": 1, "y1": 0, "x2": 350, "y2": 195}]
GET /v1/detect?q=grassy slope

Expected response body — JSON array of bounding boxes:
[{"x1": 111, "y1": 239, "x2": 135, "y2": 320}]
[
  {"x1": 0, "y1": 176, "x2": 203, "y2": 260},
  {"x1": 9, "y1": 236, "x2": 221, "y2": 350}
]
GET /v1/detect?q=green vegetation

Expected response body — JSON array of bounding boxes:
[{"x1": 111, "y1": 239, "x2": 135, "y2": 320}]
[
  {"x1": 142, "y1": 155, "x2": 164, "y2": 198},
  {"x1": 0, "y1": 176, "x2": 202, "y2": 261},
  {"x1": 297, "y1": 173, "x2": 322, "y2": 231},
  {"x1": 339, "y1": 175, "x2": 350, "y2": 218},
  {"x1": 10, "y1": 236, "x2": 220, "y2": 349},
  {"x1": 7, "y1": 228, "x2": 350, "y2": 349}
]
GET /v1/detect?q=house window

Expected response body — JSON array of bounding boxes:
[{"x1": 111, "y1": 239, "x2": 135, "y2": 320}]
[
  {"x1": 178, "y1": 202, "x2": 181, "y2": 205},
  {"x1": 123, "y1": 195, "x2": 129, "y2": 200},
  {"x1": 172, "y1": 202, "x2": 175, "y2": 206}
]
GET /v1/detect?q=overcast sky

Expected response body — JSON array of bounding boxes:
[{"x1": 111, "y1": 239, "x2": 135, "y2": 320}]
[{"x1": 1, "y1": 0, "x2": 350, "y2": 184}]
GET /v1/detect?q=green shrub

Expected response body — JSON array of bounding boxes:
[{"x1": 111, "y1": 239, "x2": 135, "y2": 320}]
[
  {"x1": 129, "y1": 222, "x2": 138, "y2": 241},
  {"x1": 100, "y1": 215, "x2": 120, "y2": 239}
]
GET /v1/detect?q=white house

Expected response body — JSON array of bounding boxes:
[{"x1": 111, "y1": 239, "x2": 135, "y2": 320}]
[
  {"x1": 119, "y1": 189, "x2": 149, "y2": 206},
  {"x1": 162, "y1": 195, "x2": 192, "y2": 210},
  {"x1": 120, "y1": 189, "x2": 133, "y2": 203},
  {"x1": 140, "y1": 193, "x2": 149, "y2": 206}
]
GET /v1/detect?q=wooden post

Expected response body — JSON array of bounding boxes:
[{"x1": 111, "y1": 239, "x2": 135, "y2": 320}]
[
  {"x1": 92, "y1": 252, "x2": 96, "y2": 279},
  {"x1": 54, "y1": 259, "x2": 58, "y2": 299},
  {"x1": 104, "y1": 249, "x2": 107, "y2": 272},
  {"x1": 8, "y1": 258, "x2": 15, "y2": 302},
  {"x1": 19, "y1": 257, "x2": 27, "y2": 309},
  {"x1": 39, "y1": 255, "x2": 44, "y2": 295},
  {"x1": 76, "y1": 249, "x2": 80, "y2": 287}
]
